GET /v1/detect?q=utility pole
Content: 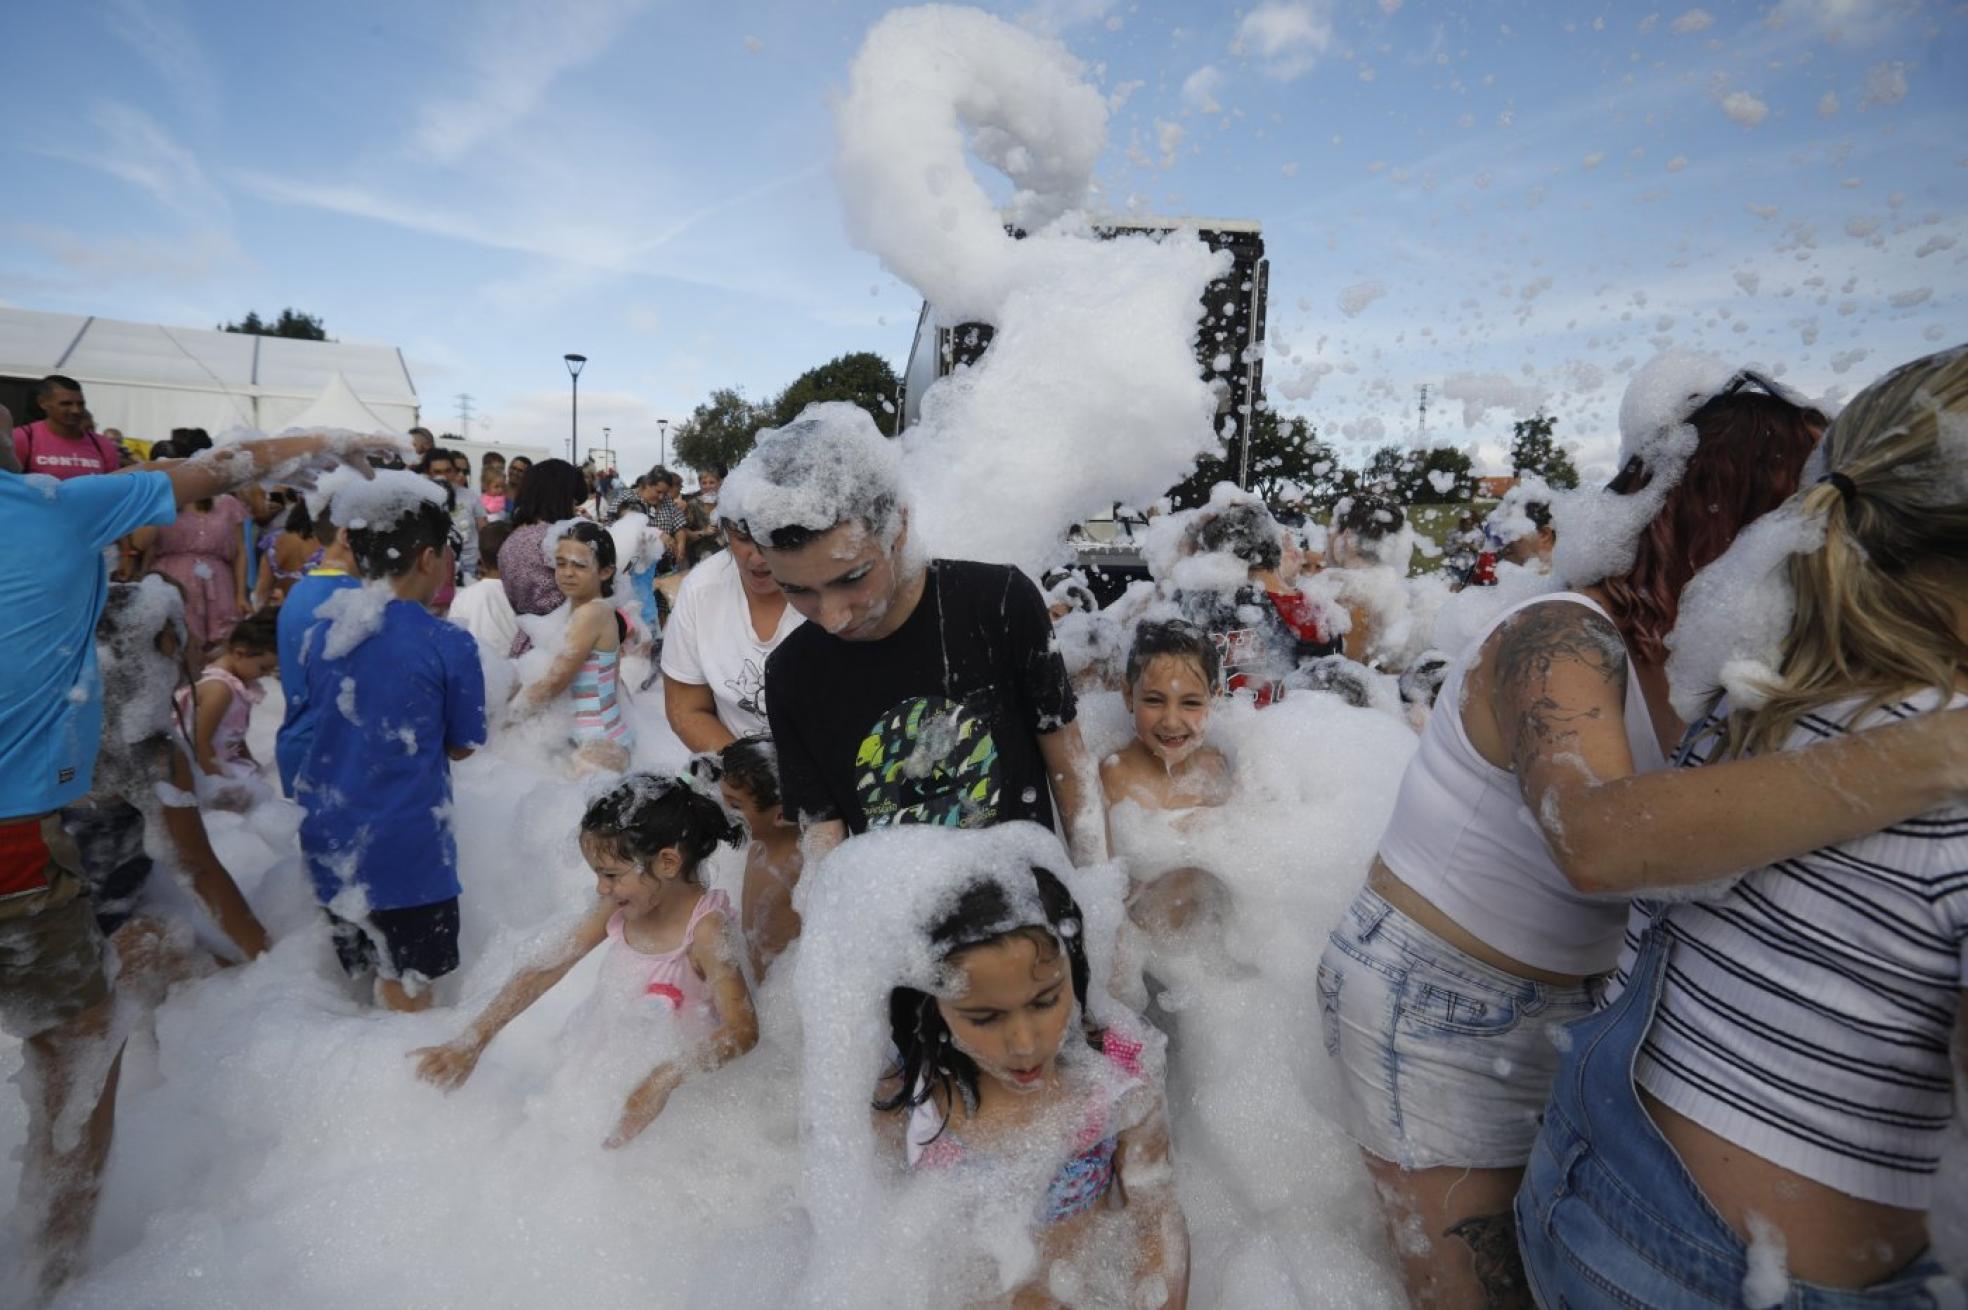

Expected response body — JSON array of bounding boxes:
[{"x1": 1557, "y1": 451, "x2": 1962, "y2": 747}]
[{"x1": 454, "y1": 393, "x2": 474, "y2": 440}]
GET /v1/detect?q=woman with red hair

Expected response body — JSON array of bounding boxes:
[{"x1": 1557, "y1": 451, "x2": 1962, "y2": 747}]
[{"x1": 1313, "y1": 361, "x2": 1968, "y2": 1309}]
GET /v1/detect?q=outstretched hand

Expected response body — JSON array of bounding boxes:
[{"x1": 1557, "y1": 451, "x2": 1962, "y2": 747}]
[
  {"x1": 603, "y1": 1077, "x2": 674, "y2": 1149},
  {"x1": 275, "y1": 433, "x2": 406, "y2": 490},
  {"x1": 408, "y1": 1039, "x2": 483, "y2": 1091}
]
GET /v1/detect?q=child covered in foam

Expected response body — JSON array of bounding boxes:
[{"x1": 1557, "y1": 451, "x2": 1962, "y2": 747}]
[
  {"x1": 1099, "y1": 620, "x2": 1233, "y2": 942},
  {"x1": 872, "y1": 845, "x2": 1189, "y2": 1307},
  {"x1": 411, "y1": 772, "x2": 758, "y2": 1148}
]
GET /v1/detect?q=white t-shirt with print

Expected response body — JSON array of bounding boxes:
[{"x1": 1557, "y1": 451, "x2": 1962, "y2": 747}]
[{"x1": 659, "y1": 551, "x2": 804, "y2": 739}]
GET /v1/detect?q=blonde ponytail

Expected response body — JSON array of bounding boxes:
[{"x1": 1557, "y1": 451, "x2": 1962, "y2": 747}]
[{"x1": 1723, "y1": 345, "x2": 1968, "y2": 758}]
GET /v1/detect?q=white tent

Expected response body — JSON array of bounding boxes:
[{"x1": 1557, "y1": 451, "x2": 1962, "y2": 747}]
[
  {"x1": 278, "y1": 371, "x2": 403, "y2": 436},
  {"x1": 0, "y1": 306, "x2": 418, "y2": 439}
]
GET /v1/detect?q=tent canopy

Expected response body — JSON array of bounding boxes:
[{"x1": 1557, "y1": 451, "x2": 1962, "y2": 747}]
[
  {"x1": 280, "y1": 371, "x2": 404, "y2": 437},
  {"x1": 0, "y1": 306, "x2": 418, "y2": 439}
]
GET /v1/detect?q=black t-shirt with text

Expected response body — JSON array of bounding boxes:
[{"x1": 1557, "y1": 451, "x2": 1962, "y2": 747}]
[{"x1": 764, "y1": 560, "x2": 1077, "y2": 835}]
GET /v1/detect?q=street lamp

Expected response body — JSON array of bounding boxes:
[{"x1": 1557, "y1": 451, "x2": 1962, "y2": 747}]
[
  {"x1": 658, "y1": 417, "x2": 669, "y2": 468},
  {"x1": 563, "y1": 353, "x2": 587, "y2": 465}
]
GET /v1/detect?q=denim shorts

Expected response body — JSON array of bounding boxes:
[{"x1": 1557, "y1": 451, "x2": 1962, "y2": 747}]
[
  {"x1": 1515, "y1": 929, "x2": 1964, "y2": 1309},
  {"x1": 1316, "y1": 887, "x2": 1597, "y2": 1170}
]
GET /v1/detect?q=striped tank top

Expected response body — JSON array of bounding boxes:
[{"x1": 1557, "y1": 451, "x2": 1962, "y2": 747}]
[{"x1": 571, "y1": 644, "x2": 633, "y2": 747}]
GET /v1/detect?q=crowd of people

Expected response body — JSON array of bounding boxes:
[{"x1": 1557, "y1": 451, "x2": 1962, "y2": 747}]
[{"x1": 2, "y1": 340, "x2": 1965, "y2": 1308}]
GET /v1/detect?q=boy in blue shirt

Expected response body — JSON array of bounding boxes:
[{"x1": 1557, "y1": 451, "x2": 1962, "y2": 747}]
[
  {"x1": 274, "y1": 506, "x2": 359, "y2": 795},
  {"x1": 296, "y1": 475, "x2": 486, "y2": 1013}
]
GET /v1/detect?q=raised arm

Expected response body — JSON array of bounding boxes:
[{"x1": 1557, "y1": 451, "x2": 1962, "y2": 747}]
[
  {"x1": 1039, "y1": 722, "x2": 1109, "y2": 867},
  {"x1": 605, "y1": 912, "x2": 760, "y2": 1148},
  {"x1": 1490, "y1": 602, "x2": 1968, "y2": 894},
  {"x1": 153, "y1": 433, "x2": 402, "y2": 508},
  {"x1": 410, "y1": 904, "x2": 612, "y2": 1089}
]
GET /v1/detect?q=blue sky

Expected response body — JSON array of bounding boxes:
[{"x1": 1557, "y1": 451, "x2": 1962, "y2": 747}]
[{"x1": 3, "y1": 0, "x2": 1963, "y2": 480}]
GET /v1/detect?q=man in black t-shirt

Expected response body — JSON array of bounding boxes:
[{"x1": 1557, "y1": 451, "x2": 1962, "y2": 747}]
[{"x1": 727, "y1": 404, "x2": 1106, "y2": 872}]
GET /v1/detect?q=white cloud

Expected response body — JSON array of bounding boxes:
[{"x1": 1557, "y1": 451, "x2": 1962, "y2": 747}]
[
  {"x1": 410, "y1": 0, "x2": 654, "y2": 164},
  {"x1": 1860, "y1": 60, "x2": 1908, "y2": 108},
  {"x1": 0, "y1": 221, "x2": 240, "y2": 286},
  {"x1": 1669, "y1": 8, "x2": 1715, "y2": 33},
  {"x1": 1231, "y1": 2, "x2": 1334, "y2": 81},
  {"x1": 1721, "y1": 90, "x2": 1770, "y2": 125},
  {"x1": 1818, "y1": 90, "x2": 1840, "y2": 117},
  {"x1": 1769, "y1": 0, "x2": 1911, "y2": 43},
  {"x1": 1338, "y1": 280, "x2": 1388, "y2": 316},
  {"x1": 1438, "y1": 372, "x2": 1549, "y2": 427},
  {"x1": 102, "y1": 0, "x2": 217, "y2": 120},
  {"x1": 1181, "y1": 65, "x2": 1225, "y2": 114},
  {"x1": 1016, "y1": 0, "x2": 1117, "y2": 34},
  {"x1": 60, "y1": 101, "x2": 230, "y2": 221},
  {"x1": 1154, "y1": 119, "x2": 1185, "y2": 168}
]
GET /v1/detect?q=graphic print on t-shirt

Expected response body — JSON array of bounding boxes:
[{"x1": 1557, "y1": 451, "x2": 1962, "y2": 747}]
[
  {"x1": 855, "y1": 694, "x2": 1002, "y2": 828},
  {"x1": 726, "y1": 658, "x2": 766, "y2": 722}
]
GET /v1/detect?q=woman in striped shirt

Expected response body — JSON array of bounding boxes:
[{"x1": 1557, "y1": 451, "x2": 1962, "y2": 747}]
[{"x1": 1517, "y1": 344, "x2": 1968, "y2": 1307}]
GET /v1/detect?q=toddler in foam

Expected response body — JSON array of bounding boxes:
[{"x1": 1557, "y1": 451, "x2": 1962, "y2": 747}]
[{"x1": 411, "y1": 773, "x2": 758, "y2": 1148}]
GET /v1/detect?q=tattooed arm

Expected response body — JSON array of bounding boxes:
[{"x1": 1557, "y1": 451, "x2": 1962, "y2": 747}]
[{"x1": 1487, "y1": 599, "x2": 1968, "y2": 894}]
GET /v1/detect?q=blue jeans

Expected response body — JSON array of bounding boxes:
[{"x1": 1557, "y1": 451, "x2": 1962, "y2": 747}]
[{"x1": 1514, "y1": 929, "x2": 1962, "y2": 1309}]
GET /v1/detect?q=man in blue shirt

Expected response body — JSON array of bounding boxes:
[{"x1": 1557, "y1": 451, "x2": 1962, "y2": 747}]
[
  {"x1": 296, "y1": 474, "x2": 486, "y2": 1013},
  {"x1": 0, "y1": 407, "x2": 400, "y2": 1301},
  {"x1": 274, "y1": 509, "x2": 360, "y2": 794}
]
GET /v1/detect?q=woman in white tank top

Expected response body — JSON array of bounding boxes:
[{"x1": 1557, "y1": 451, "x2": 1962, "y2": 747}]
[{"x1": 1316, "y1": 365, "x2": 1968, "y2": 1309}]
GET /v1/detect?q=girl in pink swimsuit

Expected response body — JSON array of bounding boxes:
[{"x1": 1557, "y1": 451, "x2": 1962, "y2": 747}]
[
  {"x1": 874, "y1": 861, "x2": 1192, "y2": 1305},
  {"x1": 410, "y1": 773, "x2": 758, "y2": 1148},
  {"x1": 175, "y1": 610, "x2": 279, "y2": 802}
]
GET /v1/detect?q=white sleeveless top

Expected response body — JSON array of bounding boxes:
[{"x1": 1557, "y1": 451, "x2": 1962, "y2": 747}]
[{"x1": 1375, "y1": 592, "x2": 1667, "y2": 975}]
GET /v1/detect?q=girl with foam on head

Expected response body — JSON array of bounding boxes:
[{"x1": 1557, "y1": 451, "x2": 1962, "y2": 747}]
[
  {"x1": 410, "y1": 772, "x2": 757, "y2": 1149},
  {"x1": 1315, "y1": 353, "x2": 1968, "y2": 1308},
  {"x1": 512, "y1": 520, "x2": 635, "y2": 775},
  {"x1": 1516, "y1": 344, "x2": 1968, "y2": 1307},
  {"x1": 1100, "y1": 620, "x2": 1233, "y2": 941},
  {"x1": 870, "y1": 851, "x2": 1189, "y2": 1307}
]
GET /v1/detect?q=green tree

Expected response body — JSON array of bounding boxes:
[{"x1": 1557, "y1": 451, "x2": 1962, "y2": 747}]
[
  {"x1": 672, "y1": 387, "x2": 768, "y2": 472},
  {"x1": 1169, "y1": 407, "x2": 1339, "y2": 513},
  {"x1": 770, "y1": 351, "x2": 902, "y2": 436},
  {"x1": 1357, "y1": 443, "x2": 1477, "y2": 503},
  {"x1": 221, "y1": 307, "x2": 328, "y2": 340},
  {"x1": 1509, "y1": 414, "x2": 1580, "y2": 489}
]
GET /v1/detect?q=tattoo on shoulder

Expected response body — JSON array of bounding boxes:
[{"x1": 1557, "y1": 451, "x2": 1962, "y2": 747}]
[
  {"x1": 1446, "y1": 1212, "x2": 1532, "y2": 1309},
  {"x1": 1492, "y1": 603, "x2": 1629, "y2": 774}
]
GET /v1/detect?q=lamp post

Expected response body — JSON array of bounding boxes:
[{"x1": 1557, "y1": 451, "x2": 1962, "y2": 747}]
[
  {"x1": 562, "y1": 353, "x2": 587, "y2": 465},
  {"x1": 658, "y1": 417, "x2": 669, "y2": 468}
]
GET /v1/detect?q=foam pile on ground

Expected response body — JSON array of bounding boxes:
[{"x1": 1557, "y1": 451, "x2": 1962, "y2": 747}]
[
  {"x1": 1085, "y1": 689, "x2": 1417, "y2": 1305},
  {"x1": 835, "y1": 5, "x2": 1225, "y2": 574}
]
